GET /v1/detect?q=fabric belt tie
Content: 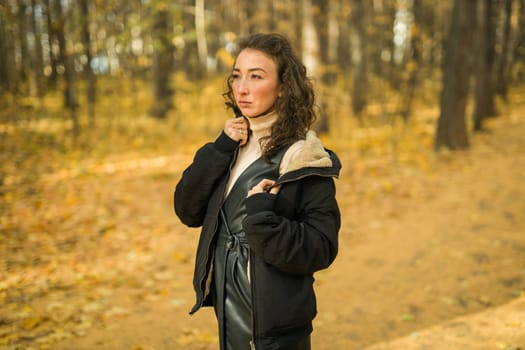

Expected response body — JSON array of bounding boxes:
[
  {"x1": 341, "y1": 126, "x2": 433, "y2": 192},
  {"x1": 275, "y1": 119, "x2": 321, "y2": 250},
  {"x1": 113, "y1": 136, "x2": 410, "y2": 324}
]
[{"x1": 226, "y1": 233, "x2": 248, "y2": 251}]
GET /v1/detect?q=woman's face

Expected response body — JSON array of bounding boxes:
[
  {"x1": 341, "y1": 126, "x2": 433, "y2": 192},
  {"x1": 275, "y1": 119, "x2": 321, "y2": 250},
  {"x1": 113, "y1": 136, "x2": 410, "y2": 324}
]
[{"x1": 232, "y1": 48, "x2": 281, "y2": 118}]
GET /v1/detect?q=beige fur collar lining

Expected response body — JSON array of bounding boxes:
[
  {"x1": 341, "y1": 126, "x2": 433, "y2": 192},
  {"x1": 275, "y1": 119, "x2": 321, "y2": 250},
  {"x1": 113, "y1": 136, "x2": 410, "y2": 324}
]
[{"x1": 280, "y1": 130, "x2": 333, "y2": 175}]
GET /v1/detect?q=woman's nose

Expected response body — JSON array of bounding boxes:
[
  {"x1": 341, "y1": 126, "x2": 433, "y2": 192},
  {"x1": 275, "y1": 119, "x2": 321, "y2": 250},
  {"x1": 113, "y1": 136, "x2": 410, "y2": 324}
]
[{"x1": 235, "y1": 79, "x2": 248, "y2": 95}]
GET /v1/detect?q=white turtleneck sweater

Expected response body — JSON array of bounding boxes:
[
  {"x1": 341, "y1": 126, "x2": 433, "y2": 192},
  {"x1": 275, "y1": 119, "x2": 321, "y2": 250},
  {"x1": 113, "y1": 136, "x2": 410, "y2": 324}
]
[{"x1": 225, "y1": 111, "x2": 278, "y2": 196}]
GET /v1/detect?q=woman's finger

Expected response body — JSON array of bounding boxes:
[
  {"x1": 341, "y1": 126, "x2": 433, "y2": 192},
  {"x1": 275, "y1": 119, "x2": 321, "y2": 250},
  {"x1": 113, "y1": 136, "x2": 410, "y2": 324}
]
[
  {"x1": 268, "y1": 184, "x2": 281, "y2": 195},
  {"x1": 247, "y1": 179, "x2": 277, "y2": 197},
  {"x1": 224, "y1": 118, "x2": 249, "y2": 144}
]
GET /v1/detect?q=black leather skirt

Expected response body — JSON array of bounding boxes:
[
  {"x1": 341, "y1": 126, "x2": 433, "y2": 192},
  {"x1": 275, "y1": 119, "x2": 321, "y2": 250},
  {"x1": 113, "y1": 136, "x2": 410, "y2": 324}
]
[
  {"x1": 213, "y1": 223, "x2": 253, "y2": 350},
  {"x1": 212, "y1": 223, "x2": 312, "y2": 350}
]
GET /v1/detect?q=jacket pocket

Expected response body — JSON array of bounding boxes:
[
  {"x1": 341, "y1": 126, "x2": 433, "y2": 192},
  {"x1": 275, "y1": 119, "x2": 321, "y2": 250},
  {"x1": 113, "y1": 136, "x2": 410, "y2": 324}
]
[{"x1": 253, "y1": 258, "x2": 316, "y2": 336}]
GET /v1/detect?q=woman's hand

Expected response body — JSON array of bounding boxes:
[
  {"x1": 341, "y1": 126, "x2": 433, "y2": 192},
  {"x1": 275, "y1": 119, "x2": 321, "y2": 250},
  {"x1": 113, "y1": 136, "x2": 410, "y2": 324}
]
[
  {"x1": 248, "y1": 179, "x2": 281, "y2": 197},
  {"x1": 224, "y1": 117, "x2": 249, "y2": 146}
]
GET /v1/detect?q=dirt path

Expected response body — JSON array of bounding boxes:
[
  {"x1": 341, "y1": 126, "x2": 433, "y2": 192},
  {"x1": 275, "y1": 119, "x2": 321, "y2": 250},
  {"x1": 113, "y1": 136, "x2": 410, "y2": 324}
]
[
  {"x1": 363, "y1": 296, "x2": 525, "y2": 350},
  {"x1": 310, "y1": 103, "x2": 525, "y2": 349},
  {"x1": 2, "y1": 94, "x2": 525, "y2": 350}
]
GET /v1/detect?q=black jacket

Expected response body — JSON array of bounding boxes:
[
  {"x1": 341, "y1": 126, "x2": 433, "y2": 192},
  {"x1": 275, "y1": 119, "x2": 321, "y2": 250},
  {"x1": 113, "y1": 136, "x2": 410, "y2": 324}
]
[{"x1": 174, "y1": 131, "x2": 341, "y2": 349}]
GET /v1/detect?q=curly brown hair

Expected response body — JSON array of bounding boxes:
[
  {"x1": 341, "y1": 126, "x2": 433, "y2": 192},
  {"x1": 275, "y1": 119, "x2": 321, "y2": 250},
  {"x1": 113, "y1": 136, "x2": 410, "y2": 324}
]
[{"x1": 223, "y1": 33, "x2": 317, "y2": 158}]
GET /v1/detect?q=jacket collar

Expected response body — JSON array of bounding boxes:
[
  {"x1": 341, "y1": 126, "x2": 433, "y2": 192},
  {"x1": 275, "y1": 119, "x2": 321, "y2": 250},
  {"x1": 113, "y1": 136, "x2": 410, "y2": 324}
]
[{"x1": 277, "y1": 130, "x2": 341, "y2": 185}]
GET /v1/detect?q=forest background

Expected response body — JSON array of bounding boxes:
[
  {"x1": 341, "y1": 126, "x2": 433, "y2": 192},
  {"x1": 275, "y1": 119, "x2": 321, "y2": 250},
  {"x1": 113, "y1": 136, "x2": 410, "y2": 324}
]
[{"x1": 1, "y1": 0, "x2": 525, "y2": 349}]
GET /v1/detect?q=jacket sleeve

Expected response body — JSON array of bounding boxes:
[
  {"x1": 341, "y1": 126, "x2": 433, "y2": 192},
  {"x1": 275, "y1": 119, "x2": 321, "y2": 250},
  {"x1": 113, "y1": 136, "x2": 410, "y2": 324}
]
[
  {"x1": 174, "y1": 132, "x2": 238, "y2": 227},
  {"x1": 242, "y1": 176, "x2": 340, "y2": 275}
]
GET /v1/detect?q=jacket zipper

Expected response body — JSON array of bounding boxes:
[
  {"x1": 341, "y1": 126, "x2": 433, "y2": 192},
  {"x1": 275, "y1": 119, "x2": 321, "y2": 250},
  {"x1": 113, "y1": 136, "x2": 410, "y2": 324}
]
[
  {"x1": 270, "y1": 170, "x2": 337, "y2": 190},
  {"x1": 198, "y1": 147, "x2": 241, "y2": 307},
  {"x1": 249, "y1": 249, "x2": 257, "y2": 350},
  {"x1": 193, "y1": 218, "x2": 218, "y2": 312}
]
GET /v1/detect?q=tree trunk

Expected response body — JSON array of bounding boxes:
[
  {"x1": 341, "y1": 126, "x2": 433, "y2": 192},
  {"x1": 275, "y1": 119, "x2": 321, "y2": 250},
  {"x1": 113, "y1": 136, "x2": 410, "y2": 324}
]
[
  {"x1": 302, "y1": 0, "x2": 322, "y2": 130},
  {"x1": 80, "y1": 0, "x2": 97, "y2": 126},
  {"x1": 0, "y1": 6, "x2": 18, "y2": 94},
  {"x1": 511, "y1": 0, "x2": 525, "y2": 83},
  {"x1": 337, "y1": 2, "x2": 351, "y2": 75},
  {"x1": 326, "y1": 0, "x2": 339, "y2": 70},
  {"x1": 294, "y1": 1, "x2": 303, "y2": 54},
  {"x1": 30, "y1": 0, "x2": 44, "y2": 99},
  {"x1": 399, "y1": 0, "x2": 422, "y2": 123},
  {"x1": 311, "y1": 0, "x2": 330, "y2": 133},
  {"x1": 472, "y1": 0, "x2": 497, "y2": 132},
  {"x1": 149, "y1": 4, "x2": 174, "y2": 119},
  {"x1": 435, "y1": 0, "x2": 476, "y2": 151},
  {"x1": 195, "y1": 0, "x2": 208, "y2": 76},
  {"x1": 350, "y1": 0, "x2": 368, "y2": 118},
  {"x1": 17, "y1": 0, "x2": 30, "y2": 91},
  {"x1": 0, "y1": 9, "x2": 7, "y2": 93},
  {"x1": 494, "y1": 0, "x2": 513, "y2": 100},
  {"x1": 55, "y1": 0, "x2": 79, "y2": 137},
  {"x1": 44, "y1": 0, "x2": 59, "y2": 85},
  {"x1": 302, "y1": 0, "x2": 319, "y2": 77}
]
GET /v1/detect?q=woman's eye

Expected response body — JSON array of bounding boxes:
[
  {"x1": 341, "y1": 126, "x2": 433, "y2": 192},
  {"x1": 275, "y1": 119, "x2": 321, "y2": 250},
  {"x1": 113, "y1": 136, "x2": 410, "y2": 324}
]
[
  {"x1": 231, "y1": 73, "x2": 240, "y2": 80},
  {"x1": 251, "y1": 74, "x2": 262, "y2": 80}
]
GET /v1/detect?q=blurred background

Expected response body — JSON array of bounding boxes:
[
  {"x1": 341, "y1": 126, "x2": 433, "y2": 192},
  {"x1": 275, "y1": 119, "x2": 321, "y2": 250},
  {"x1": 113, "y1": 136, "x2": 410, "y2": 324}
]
[{"x1": 1, "y1": 0, "x2": 524, "y2": 349}]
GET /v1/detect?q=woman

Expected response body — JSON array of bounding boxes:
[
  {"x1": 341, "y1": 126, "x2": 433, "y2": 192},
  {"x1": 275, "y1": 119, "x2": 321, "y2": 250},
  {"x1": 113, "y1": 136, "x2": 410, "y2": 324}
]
[{"x1": 174, "y1": 33, "x2": 341, "y2": 350}]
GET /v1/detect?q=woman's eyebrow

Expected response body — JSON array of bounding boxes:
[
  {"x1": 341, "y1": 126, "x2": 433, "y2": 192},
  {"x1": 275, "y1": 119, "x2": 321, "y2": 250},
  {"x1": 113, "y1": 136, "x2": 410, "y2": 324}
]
[{"x1": 233, "y1": 67, "x2": 267, "y2": 73}]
